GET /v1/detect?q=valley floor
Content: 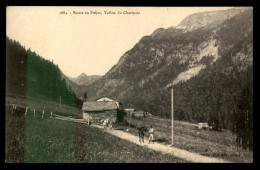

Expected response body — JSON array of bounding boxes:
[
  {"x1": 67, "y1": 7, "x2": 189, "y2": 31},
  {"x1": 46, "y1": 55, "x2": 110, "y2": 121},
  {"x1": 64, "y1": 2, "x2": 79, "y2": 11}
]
[{"x1": 5, "y1": 95, "x2": 253, "y2": 163}]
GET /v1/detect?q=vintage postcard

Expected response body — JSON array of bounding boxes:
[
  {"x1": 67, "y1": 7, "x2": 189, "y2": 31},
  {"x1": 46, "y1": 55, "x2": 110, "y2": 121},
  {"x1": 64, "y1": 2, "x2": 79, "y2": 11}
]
[{"x1": 6, "y1": 6, "x2": 253, "y2": 163}]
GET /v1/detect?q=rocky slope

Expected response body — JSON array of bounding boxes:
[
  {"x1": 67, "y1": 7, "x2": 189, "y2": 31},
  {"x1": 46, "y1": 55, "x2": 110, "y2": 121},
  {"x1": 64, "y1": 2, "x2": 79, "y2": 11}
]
[{"x1": 176, "y1": 7, "x2": 250, "y2": 31}]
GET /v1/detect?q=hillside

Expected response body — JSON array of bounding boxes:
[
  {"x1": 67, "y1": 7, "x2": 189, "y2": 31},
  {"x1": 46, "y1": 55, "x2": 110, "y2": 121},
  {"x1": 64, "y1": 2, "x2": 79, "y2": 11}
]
[
  {"x1": 6, "y1": 37, "x2": 82, "y2": 108},
  {"x1": 69, "y1": 73, "x2": 101, "y2": 86},
  {"x1": 86, "y1": 8, "x2": 253, "y2": 149},
  {"x1": 60, "y1": 72, "x2": 88, "y2": 101}
]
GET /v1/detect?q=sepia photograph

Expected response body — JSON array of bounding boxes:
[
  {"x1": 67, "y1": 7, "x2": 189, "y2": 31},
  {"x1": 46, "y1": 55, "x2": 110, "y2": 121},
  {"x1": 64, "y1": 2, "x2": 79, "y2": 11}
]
[{"x1": 5, "y1": 6, "x2": 253, "y2": 163}]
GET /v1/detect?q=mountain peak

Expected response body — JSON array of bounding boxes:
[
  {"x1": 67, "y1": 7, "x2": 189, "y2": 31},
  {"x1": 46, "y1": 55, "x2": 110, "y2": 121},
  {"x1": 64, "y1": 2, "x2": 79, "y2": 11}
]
[
  {"x1": 78, "y1": 73, "x2": 88, "y2": 79},
  {"x1": 69, "y1": 73, "x2": 101, "y2": 86},
  {"x1": 176, "y1": 7, "x2": 249, "y2": 31}
]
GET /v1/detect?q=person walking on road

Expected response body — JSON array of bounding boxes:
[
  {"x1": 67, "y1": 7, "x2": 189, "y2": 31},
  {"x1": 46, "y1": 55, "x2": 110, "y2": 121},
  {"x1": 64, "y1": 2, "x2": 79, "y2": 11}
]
[{"x1": 148, "y1": 125, "x2": 154, "y2": 144}]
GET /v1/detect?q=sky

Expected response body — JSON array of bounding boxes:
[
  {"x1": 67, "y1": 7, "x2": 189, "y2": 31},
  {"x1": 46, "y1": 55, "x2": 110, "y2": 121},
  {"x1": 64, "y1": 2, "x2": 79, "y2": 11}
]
[{"x1": 6, "y1": 6, "x2": 233, "y2": 77}]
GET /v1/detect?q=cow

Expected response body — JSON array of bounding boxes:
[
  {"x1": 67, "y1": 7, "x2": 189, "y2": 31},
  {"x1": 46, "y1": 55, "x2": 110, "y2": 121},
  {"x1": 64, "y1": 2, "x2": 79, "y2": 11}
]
[
  {"x1": 137, "y1": 126, "x2": 148, "y2": 143},
  {"x1": 83, "y1": 113, "x2": 92, "y2": 125},
  {"x1": 108, "y1": 117, "x2": 117, "y2": 130},
  {"x1": 102, "y1": 118, "x2": 110, "y2": 130}
]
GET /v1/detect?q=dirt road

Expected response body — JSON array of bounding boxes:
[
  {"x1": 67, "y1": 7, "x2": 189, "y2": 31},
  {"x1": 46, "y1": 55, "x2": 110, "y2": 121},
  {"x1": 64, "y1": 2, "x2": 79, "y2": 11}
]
[
  {"x1": 92, "y1": 124, "x2": 231, "y2": 163},
  {"x1": 54, "y1": 115, "x2": 230, "y2": 163}
]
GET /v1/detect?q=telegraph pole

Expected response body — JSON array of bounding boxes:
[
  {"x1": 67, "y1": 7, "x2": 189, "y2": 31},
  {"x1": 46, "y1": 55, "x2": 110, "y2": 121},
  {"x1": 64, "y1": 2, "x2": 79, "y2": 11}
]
[
  {"x1": 171, "y1": 88, "x2": 174, "y2": 145},
  {"x1": 129, "y1": 104, "x2": 132, "y2": 129}
]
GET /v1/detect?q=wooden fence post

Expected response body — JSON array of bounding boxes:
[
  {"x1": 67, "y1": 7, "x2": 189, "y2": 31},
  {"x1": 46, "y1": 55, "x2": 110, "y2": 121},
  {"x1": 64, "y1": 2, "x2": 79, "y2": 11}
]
[
  {"x1": 42, "y1": 110, "x2": 44, "y2": 118},
  {"x1": 34, "y1": 109, "x2": 36, "y2": 117},
  {"x1": 171, "y1": 88, "x2": 174, "y2": 146},
  {"x1": 50, "y1": 112, "x2": 53, "y2": 119},
  {"x1": 12, "y1": 104, "x2": 14, "y2": 115},
  {"x1": 12, "y1": 105, "x2": 16, "y2": 115},
  {"x1": 25, "y1": 107, "x2": 28, "y2": 116}
]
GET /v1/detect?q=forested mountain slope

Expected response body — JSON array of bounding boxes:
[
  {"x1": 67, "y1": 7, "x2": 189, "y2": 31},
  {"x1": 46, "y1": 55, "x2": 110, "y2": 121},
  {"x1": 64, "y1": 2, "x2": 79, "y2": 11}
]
[
  {"x1": 86, "y1": 8, "x2": 253, "y2": 146},
  {"x1": 6, "y1": 37, "x2": 82, "y2": 107}
]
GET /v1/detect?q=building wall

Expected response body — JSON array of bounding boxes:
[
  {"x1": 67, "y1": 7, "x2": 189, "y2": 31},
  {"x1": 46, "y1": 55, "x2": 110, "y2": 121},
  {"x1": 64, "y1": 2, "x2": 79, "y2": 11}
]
[{"x1": 86, "y1": 110, "x2": 117, "y2": 122}]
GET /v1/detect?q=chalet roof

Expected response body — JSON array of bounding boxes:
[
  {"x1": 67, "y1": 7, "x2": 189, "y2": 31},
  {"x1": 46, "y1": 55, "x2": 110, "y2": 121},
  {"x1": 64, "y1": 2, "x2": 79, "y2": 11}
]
[
  {"x1": 82, "y1": 101, "x2": 118, "y2": 112},
  {"x1": 95, "y1": 96, "x2": 114, "y2": 101}
]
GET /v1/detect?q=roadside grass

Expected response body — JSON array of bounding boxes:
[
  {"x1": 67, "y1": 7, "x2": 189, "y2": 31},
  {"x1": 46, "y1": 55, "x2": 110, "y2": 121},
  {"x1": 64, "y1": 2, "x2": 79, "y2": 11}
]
[
  {"x1": 5, "y1": 107, "x2": 25, "y2": 163},
  {"x1": 122, "y1": 115, "x2": 253, "y2": 163},
  {"x1": 25, "y1": 117, "x2": 76, "y2": 163}
]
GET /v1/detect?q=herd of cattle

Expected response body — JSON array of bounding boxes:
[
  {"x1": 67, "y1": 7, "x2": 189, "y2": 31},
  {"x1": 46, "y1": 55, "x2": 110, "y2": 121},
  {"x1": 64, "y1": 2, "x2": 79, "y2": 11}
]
[
  {"x1": 83, "y1": 113, "x2": 117, "y2": 130},
  {"x1": 83, "y1": 112, "x2": 153, "y2": 143}
]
